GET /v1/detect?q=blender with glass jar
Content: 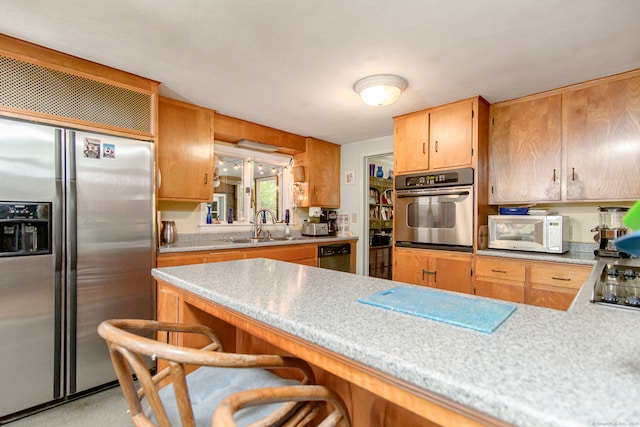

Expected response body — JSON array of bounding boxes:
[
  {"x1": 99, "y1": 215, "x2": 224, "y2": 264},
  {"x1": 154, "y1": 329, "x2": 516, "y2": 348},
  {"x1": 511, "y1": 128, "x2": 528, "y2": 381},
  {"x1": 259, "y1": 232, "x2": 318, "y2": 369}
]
[{"x1": 592, "y1": 206, "x2": 630, "y2": 257}]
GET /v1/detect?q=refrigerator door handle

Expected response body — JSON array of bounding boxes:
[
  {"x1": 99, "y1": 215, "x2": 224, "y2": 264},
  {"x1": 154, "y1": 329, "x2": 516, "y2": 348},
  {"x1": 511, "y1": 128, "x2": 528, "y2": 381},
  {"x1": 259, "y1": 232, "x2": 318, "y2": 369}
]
[
  {"x1": 54, "y1": 128, "x2": 64, "y2": 399},
  {"x1": 66, "y1": 131, "x2": 78, "y2": 394}
]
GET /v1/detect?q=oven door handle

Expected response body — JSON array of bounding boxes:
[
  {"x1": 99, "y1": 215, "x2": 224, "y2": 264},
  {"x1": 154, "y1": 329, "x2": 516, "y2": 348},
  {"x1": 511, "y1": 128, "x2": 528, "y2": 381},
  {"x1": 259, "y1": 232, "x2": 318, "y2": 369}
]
[{"x1": 396, "y1": 189, "x2": 470, "y2": 198}]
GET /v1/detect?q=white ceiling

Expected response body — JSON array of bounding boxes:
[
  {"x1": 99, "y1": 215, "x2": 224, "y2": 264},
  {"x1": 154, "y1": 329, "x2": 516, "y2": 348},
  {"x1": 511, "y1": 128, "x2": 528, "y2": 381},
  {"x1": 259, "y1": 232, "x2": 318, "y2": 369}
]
[{"x1": 2, "y1": 0, "x2": 639, "y2": 145}]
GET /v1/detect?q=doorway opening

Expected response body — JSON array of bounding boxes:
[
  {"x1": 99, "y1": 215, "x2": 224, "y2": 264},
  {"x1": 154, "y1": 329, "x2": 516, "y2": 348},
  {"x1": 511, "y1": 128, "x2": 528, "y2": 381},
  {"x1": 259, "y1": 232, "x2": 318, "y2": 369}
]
[{"x1": 365, "y1": 153, "x2": 394, "y2": 279}]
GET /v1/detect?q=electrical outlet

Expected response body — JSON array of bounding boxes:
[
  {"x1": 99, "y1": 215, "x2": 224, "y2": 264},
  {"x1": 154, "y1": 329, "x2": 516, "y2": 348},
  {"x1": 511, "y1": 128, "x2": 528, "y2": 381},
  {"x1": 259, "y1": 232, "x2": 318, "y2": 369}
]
[{"x1": 351, "y1": 213, "x2": 357, "y2": 223}]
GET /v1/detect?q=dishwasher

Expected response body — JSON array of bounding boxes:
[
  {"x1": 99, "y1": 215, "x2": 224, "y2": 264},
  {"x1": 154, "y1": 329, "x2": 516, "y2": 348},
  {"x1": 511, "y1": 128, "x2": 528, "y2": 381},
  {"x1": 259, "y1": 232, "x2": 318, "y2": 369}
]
[{"x1": 318, "y1": 243, "x2": 351, "y2": 272}]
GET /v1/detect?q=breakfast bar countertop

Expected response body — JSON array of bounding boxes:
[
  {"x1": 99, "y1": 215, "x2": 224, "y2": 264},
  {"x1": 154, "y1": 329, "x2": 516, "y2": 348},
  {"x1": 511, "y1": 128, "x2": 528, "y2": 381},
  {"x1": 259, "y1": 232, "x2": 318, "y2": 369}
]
[{"x1": 151, "y1": 258, "x2": 640, "y2": 427}]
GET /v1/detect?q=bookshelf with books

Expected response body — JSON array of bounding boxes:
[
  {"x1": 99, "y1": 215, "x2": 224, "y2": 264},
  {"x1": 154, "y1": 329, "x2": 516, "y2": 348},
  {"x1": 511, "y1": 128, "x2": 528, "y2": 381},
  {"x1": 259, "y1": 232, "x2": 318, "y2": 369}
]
[
  {"x1": 369, "y1": 176, "x2": 393, "y2": 239},
  {"x1": 369, "y1": 176, "x2": 393, "y2": 279}
]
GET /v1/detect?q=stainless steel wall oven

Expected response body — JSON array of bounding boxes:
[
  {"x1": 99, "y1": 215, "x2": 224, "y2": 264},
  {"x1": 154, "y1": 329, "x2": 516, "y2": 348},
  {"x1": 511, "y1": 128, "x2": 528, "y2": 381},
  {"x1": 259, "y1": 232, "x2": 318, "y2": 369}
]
[{"x1": 395, "y1": 167, "x2": 474, "y2": 252}]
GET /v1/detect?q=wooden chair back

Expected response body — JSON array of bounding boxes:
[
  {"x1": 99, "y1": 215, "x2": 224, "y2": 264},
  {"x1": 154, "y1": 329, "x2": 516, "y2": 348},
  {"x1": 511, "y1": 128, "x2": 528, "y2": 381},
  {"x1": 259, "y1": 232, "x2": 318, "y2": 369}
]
[{"x1": 98, "y1": 319, "x2": 317, "y2": 427}]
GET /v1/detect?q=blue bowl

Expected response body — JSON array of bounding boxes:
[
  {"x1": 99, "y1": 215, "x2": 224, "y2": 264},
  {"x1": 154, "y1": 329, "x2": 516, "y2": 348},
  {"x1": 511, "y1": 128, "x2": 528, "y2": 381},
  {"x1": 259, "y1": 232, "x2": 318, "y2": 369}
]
[
  {"x1": 499, "y1": 207, "x2": 529, "y2": 215},
  {"x1": 614, "y1": 230, "x2": 640, "y2": 257}
]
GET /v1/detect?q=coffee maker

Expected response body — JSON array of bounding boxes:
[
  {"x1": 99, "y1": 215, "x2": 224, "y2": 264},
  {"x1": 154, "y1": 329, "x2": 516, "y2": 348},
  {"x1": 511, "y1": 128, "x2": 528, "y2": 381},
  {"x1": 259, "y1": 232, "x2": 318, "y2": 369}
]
[
  {"x1": 321, "y1": 210, "x2": 338, "y2": 236},
  {"x1": 592, "y1": 206, "x2": 630, "y2": 257}
]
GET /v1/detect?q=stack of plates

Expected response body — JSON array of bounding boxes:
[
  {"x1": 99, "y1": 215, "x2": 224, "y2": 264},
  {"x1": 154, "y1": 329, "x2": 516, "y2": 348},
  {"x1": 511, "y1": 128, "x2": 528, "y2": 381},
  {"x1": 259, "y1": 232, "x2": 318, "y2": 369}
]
[{"x1": 528, "y1": 209, "x2": 553, "y2": 215}]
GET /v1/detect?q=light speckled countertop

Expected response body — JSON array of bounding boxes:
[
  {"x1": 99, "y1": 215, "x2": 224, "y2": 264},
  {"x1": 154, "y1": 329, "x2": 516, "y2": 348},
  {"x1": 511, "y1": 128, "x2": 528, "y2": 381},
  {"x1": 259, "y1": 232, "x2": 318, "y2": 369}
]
[
  {"x1": 158, "y1": 232, "x2": 358, "y2": 253},
  {"x1": 477, "y1": 242, "x2": 600, "y2": 265},
  {"x1": 152, "y1": 258, "x2": 640, "y2": 427}
]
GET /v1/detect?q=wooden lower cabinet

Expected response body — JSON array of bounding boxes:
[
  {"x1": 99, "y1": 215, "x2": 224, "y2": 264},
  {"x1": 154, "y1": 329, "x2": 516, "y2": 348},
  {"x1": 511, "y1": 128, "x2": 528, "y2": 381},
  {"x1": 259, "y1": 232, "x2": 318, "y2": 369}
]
[
  {"x1": 474, "y1": 256, "x2": 526, "y2": 303},
  {"x1": 474, "y1": 278, "x2": 525, "y2": 304},
  {"x1": 157, "y1": 240, "x2": 356, "y2": 272},
  {"x1": 473, "y1": 256, "x2": 592, "y2": 310},
  {"x1": 393, "y1": 248, "x2": 472, "y2": 294},
  {"x1": 157, "y1": 244, "x2": 318, "y2": 268},
  {"x1": 527, "y1": 262, "x2": 591, "y2": 310}
]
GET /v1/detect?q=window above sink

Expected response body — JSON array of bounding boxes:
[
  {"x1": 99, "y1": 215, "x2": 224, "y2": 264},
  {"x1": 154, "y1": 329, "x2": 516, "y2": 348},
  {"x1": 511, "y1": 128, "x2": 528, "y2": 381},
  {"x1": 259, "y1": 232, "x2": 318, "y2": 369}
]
[{"x1": 199, "y1": 142, "x2": 295, "y2": 227}]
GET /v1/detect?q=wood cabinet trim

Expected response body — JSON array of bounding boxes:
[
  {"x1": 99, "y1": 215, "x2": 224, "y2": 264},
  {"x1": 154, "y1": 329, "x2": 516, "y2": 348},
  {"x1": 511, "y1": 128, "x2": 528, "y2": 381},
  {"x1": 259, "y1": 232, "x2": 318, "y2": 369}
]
[
  {"x1": 490, "y1": 68, "x2": 640, "y2": 108},
  {"x1": 0, "y1": 34, "x2": 158, "y2": 94},
  {"x1": 213, "y1": 113, "x2": 305, "y2": 155}
]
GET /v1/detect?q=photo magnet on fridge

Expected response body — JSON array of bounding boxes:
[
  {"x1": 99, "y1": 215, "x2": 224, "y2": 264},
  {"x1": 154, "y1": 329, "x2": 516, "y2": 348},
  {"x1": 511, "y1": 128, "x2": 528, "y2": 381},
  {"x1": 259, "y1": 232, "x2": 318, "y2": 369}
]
[
  {"x1": 103, "y1": 143, "x2": 115, "y2": 158},
  {"x1": 83, "y1": 137, "x2": 101, "y2": 158}
]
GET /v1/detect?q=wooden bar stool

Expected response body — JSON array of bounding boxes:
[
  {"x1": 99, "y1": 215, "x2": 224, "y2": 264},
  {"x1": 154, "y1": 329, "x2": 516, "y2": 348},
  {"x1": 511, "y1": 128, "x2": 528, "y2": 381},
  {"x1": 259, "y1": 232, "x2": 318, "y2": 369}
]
[{"x1": 98, "y1": 319, "x2": 340, "y2": 427}]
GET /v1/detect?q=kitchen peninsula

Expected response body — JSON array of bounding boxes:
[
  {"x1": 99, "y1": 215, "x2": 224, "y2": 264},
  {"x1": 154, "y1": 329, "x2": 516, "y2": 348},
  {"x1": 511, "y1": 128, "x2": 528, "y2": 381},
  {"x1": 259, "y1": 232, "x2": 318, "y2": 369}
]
[{"x1": 152, "y1": 258, "x2": 640, "y2": 427}]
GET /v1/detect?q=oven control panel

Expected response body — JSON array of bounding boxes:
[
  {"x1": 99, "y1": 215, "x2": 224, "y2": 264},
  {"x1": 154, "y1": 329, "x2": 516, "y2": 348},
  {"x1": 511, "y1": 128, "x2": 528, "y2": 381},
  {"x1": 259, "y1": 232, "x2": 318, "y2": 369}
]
[{"x1": 395, "y1": 167, "x2": 474, "y2": 190}]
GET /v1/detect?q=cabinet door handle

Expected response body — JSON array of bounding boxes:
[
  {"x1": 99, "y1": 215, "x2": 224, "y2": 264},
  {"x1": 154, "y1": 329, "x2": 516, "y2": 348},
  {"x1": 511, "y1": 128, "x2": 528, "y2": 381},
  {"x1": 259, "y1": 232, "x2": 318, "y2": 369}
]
[
  {"x1": 435, "y1": 140, "x2": 438, "y2": 153},
  {"x1": 422, "y1": 142, "x2": 426, "y2": 154},
  {"x1": 572, "y1": 167, "x2": 575, "y2": 181},
  {"x1": 553, "y1": 168, "x2": 556, "y2": 182},
  {"x1": 204, "y1": 173, "x2": 208, "y2": 184},
  {"x1": 491, "y1": 269, "x2": 507, "y2": 273},
  {"x1": 551, "y1": 276, "x2": 571, "y2": 281},
  {"x1": 422, "y1": 269, "x2": 436, "y2": 282}
]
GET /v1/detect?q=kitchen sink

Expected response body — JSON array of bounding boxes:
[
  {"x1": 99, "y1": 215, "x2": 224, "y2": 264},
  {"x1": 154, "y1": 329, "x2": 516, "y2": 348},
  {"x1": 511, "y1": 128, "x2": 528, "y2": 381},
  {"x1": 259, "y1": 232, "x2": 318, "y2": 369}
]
[{"x1": 231, "y1": 236, "x2": 300, "y2": 244}]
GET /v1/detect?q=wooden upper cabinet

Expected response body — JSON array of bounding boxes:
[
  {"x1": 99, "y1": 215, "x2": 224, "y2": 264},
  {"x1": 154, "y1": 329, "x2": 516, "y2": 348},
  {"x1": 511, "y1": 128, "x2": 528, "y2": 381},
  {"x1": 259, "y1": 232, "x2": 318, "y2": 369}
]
[
  {"x1": 394, "y1": 111, "x2": 429, "y2": 174},
  {"x1": 394, "y1": 97, "x2": 485, "y2": 175},
  {"x1": 565, "y1": 74, "x2": 640, "y2": 201},
  {"x1": 489, "y1": 94, "x2": 562, "y2": 203},
  {"x1": 157, "y1": 97, "x2": 215, "y2": 202},
  {"x1": 294, "y1": 137, "x2": 340, "y2": 208},
  {"x1": 488, "y1": 70, "x2": 640, "y2": 204},
  {"x1": 429, "y1": 100, "x2": 474, "y2": 170}
]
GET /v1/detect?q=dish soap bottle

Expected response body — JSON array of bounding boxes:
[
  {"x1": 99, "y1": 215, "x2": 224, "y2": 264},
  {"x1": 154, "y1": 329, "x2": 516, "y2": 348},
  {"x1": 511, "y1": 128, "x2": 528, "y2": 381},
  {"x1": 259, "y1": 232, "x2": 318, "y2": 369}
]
[
  {"x1": 206, "y1": 204, "x2": 212, "y2": 224},
  {"x1": 285, "y1": 209, "x2": 290, "y2": 236}
]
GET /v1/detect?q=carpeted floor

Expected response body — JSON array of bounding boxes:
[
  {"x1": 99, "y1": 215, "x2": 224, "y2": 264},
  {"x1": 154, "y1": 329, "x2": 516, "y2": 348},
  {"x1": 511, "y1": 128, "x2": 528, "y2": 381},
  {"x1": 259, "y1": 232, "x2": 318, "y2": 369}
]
[{"x1": 5, "y1": 386, "x2": 130, "y2": 427}]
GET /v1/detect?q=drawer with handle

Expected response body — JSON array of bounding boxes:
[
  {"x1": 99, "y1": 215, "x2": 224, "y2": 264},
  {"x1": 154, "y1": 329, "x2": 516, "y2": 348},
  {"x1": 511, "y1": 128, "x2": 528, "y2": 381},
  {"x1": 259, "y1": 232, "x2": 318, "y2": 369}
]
[
  {"x1": 530, "y1": 263, "x2": 591, "y2": 290},
  {"x1": 475, "y1": 256, "x2": 526, "y2": 282}
]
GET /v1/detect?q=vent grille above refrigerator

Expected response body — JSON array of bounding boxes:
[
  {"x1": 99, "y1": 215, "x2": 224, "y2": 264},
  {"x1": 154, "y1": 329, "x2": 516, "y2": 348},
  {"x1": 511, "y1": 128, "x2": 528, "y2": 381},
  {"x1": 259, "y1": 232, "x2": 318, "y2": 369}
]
[{"x1": 0, "y1": 55, "x2": 152, "y2": 133}]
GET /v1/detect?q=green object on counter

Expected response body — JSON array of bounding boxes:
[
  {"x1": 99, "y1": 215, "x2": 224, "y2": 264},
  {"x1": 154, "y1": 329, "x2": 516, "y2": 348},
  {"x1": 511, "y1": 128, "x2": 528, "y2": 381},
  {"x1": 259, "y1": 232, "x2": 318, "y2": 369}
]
[{"x1": 623, "y1": 201, "x2": 640, "y2": 231}]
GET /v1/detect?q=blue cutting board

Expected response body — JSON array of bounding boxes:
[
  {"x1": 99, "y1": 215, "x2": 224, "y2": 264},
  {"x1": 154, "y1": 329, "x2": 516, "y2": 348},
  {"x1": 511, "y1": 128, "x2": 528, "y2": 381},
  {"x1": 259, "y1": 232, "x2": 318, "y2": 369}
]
[{"x1": 358, "y1": 286, "x2": 516, "y2": 333}]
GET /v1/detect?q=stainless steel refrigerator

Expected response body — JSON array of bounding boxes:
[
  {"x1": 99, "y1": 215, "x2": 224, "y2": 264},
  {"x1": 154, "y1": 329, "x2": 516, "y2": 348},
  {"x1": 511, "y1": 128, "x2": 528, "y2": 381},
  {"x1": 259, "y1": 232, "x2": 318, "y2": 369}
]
[{"x1": 0, "y1": 116, "x2": 154, "y2": 419}]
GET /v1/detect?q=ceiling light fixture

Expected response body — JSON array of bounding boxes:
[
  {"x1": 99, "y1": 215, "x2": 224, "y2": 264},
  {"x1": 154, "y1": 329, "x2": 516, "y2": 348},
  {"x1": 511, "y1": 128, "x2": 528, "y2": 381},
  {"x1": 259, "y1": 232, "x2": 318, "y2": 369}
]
[
  {"x1": 236, "y1": 139, "x2": 279, "y2": 153},
  {"x1": 353, "y1": 74, "x2": 408, "y2": 107}
]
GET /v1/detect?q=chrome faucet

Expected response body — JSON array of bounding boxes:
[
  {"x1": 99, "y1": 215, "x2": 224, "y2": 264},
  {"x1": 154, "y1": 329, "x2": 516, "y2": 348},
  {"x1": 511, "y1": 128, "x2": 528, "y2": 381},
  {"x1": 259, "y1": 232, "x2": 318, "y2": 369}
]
[{"x1": 253, "y1": 208, "x2": 276, "y2": 239}]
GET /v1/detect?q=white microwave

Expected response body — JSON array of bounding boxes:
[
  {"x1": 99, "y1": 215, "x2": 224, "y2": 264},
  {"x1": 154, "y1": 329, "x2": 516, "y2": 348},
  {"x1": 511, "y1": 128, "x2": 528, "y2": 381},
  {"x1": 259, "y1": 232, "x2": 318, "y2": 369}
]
[{"x1": 488, "y1": 215, "x2": 569, "y2": 254}]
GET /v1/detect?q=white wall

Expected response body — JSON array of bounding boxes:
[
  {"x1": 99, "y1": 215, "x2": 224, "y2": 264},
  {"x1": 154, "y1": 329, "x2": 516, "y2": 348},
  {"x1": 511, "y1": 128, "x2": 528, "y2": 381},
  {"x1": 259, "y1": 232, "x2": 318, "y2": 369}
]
[{"x1": 339, "y1": 135, "x2": 394, "y2": 275}]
